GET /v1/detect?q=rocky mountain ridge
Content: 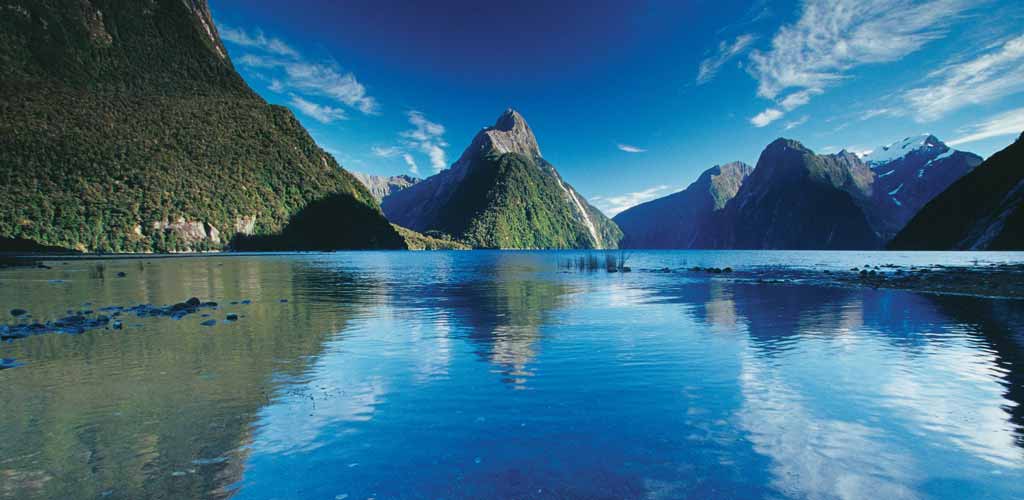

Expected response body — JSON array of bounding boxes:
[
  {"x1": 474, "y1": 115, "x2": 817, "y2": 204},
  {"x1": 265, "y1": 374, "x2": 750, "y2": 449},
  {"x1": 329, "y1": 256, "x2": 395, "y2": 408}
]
[
  {"x1": 351, "y1": 172, "x2": 421, "y2": 202},
  {"x1": 614, "y1": 162, "x2": 752, "y2": 248}
]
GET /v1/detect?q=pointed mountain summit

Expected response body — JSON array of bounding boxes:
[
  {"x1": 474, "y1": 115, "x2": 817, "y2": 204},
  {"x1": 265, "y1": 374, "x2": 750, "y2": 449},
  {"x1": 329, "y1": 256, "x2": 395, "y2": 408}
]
[
  {"x1": 614, "y1": 162, "x2": 752, "y2": 248},
  {"x1": 383, "y1": 109, "x2": 621, "y2": 249}
]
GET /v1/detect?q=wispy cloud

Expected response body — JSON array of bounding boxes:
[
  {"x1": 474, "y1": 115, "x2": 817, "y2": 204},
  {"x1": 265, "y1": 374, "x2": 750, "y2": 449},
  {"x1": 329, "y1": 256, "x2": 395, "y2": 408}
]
[
  {"x1": 371, "y1": 146, "x2": 401, "y2": 158},
  {"x1": 746, "y1": 0, "x2": 971, "y2": 125},
  {"x1": 902, "y1": 35, "x2": 1024, "y2": 122},
  {"x1": 401, "y1": 153, "x2": 420, "y2": 176},
  {"x1": 697, "y1": 34, "x2": 757, "y2": 85},
  {"x1": 220, "y1": 25, "x2": 298, "y2": 58},
  {"x1": 750, "y1": 108, "x2": 783, "y2": 127},
  {"x1": 226, "y1": 27, "x2": 379, "y2": 116},
  {"x1": 240, "y1": 55, "x2": 379, "y2": 115},
  {"x1": 784, "y1": 115, "x2": 809, "y2": 130},
  {"x1": 617, "y1": 143, "x2": 647, "y2": 153},
  {"x1": 592, "y1": 185, "x2": 676, "y2": 216},
  {"x1": 948, "y1": 107, "x2": 1024, "y2": 146},
  {"x1": 288, "y1": 94, "x2": 347, "y2": 123},
  {"x1": 401, "y1": 111, "x2": 448, "y2": 173}
]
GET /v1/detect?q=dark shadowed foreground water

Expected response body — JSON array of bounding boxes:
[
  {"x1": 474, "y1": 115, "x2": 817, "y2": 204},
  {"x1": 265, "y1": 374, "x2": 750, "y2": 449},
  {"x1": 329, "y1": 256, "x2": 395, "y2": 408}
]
[{"x1": 2, "y1": 251, "x2": 1024, "y2": 499}]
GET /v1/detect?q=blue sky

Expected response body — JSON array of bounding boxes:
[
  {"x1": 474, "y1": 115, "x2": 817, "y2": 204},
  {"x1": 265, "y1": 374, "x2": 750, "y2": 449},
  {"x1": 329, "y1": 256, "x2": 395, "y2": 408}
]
[{"x1": 212, "y1": 0, "x2": 1024, "y2": 216}]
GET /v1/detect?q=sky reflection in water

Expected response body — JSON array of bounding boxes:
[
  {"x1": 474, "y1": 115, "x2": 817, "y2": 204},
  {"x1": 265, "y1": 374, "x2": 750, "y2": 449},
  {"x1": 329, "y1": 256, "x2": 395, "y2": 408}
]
[{"x1": 0, "y1": 251, "x2": 1022, "y2": 499}]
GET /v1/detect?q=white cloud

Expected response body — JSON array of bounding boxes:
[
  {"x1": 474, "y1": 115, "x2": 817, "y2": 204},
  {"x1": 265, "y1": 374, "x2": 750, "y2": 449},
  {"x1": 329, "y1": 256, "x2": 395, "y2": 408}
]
[
  {"x1": 784, "y1": 115, "x2": 809, "y2": 130},
  {"x1": 779, "y1": 89, "x2": 820, "y2": 111},
  {"x1": 860, "y1": 107, "x2": 895, "y2": 120},
  {"x1": 288, "y1": 95, "x2": 347, "y2": 123},
  {"x1": 371, "y1": 146, "x2": 401, "y2": 158},
  {"x1": 220, "y1": 25, "x2": 298, "y2": 58},
  {"x1": 948, "y1": 107, "x2": 1024, "y2": 146},
  {"x1": 697, "y1": 34, "x2": 757, "y2": 85},
  {"x1": 401, "y1": 111, "x2": 448, "y2": 173},
  {"x1": 402, "y1": 154, "x2": 420, "y2": 176},
  {"x1": 617, "y1": 143, "x2": 647, "y2": 153},
  {"x1": 593, "y1": 185, "x2": 676, "y2": 216},
  {"x1": 902, "y1": 35, "x2": 1024, "y2": 122},
  {"x1": 750, "y1": 108, "x2": 783, "y2": 127},
  {"x1": 746, "y1": 0, "x2": 971, "y2": 125},
  {"x1": 229, "y1": 29, "x2": 379, "y2": 116}
]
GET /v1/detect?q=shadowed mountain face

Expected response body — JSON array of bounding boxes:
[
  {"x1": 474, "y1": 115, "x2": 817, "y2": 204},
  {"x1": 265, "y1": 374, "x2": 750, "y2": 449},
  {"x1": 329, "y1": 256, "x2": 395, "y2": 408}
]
[
  {"x1": 0, "y1": 0, "x2": 402, "y2": 252},
  {"x1": 861, "y1": 135, "x2": 983, "y2": 240},
  {"x1": 891, "y1": 133, "x2": 1024, "y2": 250},
  {"x1": 614, "y1": 135, "x2": 981, "y2": 250},
  {"x1": 382, "y1": 109, "x2": 622, "y2": 249},
  {"x1": 708, "y1": 139, "x2": 882, "y2": 249},
  {"x1": 614, "y1": 162, "x2": 752, "y2": 249}
]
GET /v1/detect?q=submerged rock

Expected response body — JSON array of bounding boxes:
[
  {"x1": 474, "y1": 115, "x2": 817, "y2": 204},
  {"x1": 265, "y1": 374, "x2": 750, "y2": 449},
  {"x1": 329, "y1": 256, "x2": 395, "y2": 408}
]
[{"x1": 1, "y1": 297, "x2": 220, "y2": 340}]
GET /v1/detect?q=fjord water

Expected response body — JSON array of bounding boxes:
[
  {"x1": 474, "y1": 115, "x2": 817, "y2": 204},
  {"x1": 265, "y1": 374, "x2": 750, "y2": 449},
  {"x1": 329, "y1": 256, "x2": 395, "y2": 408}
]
[{"x1": 1, "y1": 252, "x2": 1023, "y2": 499}]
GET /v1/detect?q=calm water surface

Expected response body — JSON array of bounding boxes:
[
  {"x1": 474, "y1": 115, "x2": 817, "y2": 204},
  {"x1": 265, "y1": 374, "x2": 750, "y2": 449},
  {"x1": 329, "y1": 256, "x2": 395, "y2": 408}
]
[{"x1": 1, "y1": 251, "x2": 1023, "y2": 499}]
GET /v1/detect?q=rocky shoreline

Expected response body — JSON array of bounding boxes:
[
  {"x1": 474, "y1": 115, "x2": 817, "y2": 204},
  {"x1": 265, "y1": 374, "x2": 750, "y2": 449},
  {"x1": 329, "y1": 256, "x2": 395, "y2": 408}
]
[{"x1": 670, "y1": 263, "x2": 1024, "y2": 300}]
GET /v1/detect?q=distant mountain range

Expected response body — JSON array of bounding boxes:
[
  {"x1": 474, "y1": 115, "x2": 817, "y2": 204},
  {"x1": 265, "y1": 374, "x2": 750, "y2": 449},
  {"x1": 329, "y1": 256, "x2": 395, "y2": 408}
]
[
  {"x1": 615, "y1": 134, "x2": 986, "y2": 249},
  {"x1": 891, "y1": 133, "x2": 1024, "y2": 250},
  {"x1": 613, "y1": 162, "x2": 751, "y2": 248},
  {"x1": 382, "y1": 109, "x2": 622, "y2": 249},
  {"x1": 351, "y1": 173, "x2": 421, "y2": 203},
  {"x1": 0, "y1": 0, "x2": 403, "y2": 252}
]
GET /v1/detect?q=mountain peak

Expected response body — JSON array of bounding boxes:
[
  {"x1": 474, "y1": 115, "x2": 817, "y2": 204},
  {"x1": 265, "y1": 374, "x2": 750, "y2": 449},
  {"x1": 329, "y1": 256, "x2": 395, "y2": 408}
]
[
  {"x1": 494, "y1": 108, "x2": 527, "y2": 131},
  {"x1": 764, "y1": 137, "x2": 810, "y2": 153},
  {"x1": 457, "y1": 108, "x2": 542, "y2": 162},
  {"x1": 862, "y1": 134, "x2": 949, "y2": 166}
]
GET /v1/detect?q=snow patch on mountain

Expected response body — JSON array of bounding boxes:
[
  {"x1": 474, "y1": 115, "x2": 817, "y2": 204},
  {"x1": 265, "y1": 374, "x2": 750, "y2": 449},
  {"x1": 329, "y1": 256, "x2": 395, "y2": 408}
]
[
  {"x1": 925, "y1": 148, "x2": 955, "y2": 166},
  {"x1": 862, "y1": 134, "x2": 941, "y2": 166}
]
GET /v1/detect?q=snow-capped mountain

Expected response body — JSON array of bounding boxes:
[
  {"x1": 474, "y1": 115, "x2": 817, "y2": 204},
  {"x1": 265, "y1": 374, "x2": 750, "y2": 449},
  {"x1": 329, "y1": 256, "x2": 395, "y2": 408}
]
[
  {"x1": 861, "y1": 134, "x2": 946, "y2": 166},
  {"x1": 858, "y1": 134, "x2": 982, "y2": 239}
]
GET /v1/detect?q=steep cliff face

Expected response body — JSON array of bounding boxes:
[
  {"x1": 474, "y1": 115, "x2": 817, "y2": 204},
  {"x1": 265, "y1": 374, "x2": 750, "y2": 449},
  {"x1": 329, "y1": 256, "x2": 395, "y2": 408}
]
[
  {"x1": 0, "y1": 0, "x2": 403, "y2": 252},
  {"x1": 891, "y1": 133, "x2": 1024, "y2": 250},
  {"x1": 614, "y1": 162, "x2": 751, "y2": 248},
  {"x1": 382, "y1": 109, "x2": 622, "y2": 249}
]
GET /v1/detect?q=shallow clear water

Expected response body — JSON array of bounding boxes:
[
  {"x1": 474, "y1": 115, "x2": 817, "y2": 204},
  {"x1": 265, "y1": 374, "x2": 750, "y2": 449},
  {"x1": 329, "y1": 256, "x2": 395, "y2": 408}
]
[{"x1": 1, "y1": 251, "x2": 1023, "y2": 499}]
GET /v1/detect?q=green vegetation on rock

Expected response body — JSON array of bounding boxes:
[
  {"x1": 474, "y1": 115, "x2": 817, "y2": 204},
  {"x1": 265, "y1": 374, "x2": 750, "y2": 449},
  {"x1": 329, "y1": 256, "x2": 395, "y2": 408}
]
[
  {"x1": 446, "y1": 153, "x2": 621, "y2": 249},
  {"x1": 392, "y1": 224, "x2": 471, "y2": 250},
  {"x1": 0, "y1": 0, "x2": 402, "y2": 252}
]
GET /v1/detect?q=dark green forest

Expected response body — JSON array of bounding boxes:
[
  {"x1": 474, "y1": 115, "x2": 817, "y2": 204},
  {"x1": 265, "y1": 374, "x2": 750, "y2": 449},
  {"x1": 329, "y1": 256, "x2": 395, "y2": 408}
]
[{"x1": 0, "y1": 0, "x2": 402, "y2": 252}]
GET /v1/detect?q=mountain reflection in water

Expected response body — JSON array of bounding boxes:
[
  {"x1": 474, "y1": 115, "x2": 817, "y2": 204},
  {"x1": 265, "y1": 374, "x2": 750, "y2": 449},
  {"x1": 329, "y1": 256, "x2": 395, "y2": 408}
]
[{"x1": 0, "y1": 251, "x2": 1022, "y2": 499}]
